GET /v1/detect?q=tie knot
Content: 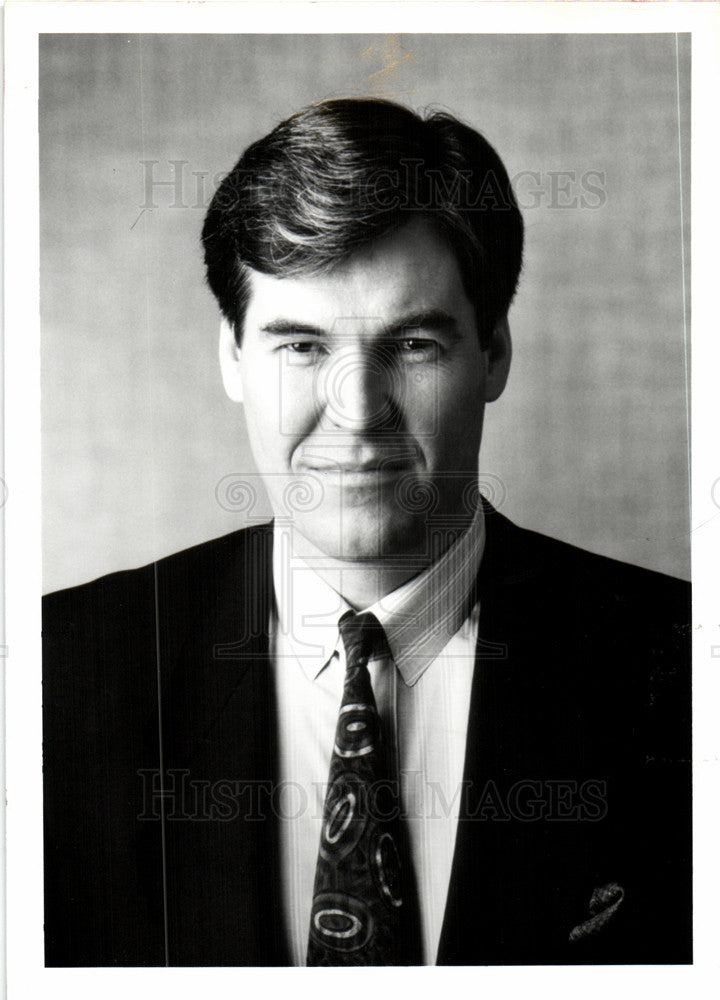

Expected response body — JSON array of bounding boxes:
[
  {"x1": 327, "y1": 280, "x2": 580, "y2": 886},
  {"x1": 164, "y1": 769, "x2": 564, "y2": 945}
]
[{"x1": 338, "y1": 610, "x2": 387, "y2": 667}]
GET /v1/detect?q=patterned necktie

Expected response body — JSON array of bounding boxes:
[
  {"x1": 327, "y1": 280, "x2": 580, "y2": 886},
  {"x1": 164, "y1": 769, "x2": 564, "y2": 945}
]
[{"x1": 306, "y1": 610, "x2": 414, "y2": 965}]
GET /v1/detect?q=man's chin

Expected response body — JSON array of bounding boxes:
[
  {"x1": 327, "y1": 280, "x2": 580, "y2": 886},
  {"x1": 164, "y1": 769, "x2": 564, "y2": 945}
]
[{"x1": 288, "y1": 511, "x2": 427, "y2": 565}]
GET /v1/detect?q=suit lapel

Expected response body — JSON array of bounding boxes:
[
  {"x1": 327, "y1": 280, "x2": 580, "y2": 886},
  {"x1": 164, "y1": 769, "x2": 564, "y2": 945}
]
[
  {"x1": 159, "y1": 524, "x2": 290, "y2": 966},
  {"x1": 437, "y1": 508, "x2": 609, "y2": 965},
  {"x1": 437, "y1": 506, "x2": 531, "y2": 963}
]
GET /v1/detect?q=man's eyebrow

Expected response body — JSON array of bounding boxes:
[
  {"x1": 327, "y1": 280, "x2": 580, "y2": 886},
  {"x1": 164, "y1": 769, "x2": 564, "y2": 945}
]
[
  {"x1": 384, "y1": 310, "x2": 460, "y2": 338},
  {"x1": 259, "y1": 319, "x2": 328, "y2": 337}
]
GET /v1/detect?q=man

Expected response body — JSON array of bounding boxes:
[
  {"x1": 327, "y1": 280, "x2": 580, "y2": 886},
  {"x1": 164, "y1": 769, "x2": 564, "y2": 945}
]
[{"x1": 43, "y1": 98, "x2": 691, "y2": 966}]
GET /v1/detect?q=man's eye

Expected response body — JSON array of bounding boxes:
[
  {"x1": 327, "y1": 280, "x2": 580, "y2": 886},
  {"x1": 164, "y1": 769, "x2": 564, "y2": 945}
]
[
  {"x1": 288, "y1": 342, "x2": 317, "y2": 353},
  {"x1": 399, "y1": 338, "x2": 439, "y2": 361},
  {"x1": 281, "y1": 341, "x2": 326, "y2": 362}
]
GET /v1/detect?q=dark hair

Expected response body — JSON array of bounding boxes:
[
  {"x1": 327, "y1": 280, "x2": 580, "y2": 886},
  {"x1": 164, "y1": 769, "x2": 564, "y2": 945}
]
[{"x1": 202, "y1": 98, "x2": 523, "y2": 347}]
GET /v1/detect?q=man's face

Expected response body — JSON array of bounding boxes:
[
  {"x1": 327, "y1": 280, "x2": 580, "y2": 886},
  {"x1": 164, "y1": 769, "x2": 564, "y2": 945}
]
[{"x1": 221, "y1": 216, "x2": 510, "y2": 563}]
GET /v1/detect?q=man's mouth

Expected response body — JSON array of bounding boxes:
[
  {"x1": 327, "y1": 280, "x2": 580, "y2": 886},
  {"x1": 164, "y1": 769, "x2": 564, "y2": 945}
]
[
  {"x1": 302, "y1": 464, "x2": 414, "y2": 491},
  {"x1": 299, "y1": 446, "x2": 419, "y2": 475},
  {"x1": 307, "y1": 461, "x2": 410, "y2": 473}
]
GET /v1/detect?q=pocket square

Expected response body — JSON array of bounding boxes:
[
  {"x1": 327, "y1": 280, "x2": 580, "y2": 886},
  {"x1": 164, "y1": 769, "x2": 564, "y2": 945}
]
[{"x1": 569, "y1": 882, "x2": 625, "y2": 943}]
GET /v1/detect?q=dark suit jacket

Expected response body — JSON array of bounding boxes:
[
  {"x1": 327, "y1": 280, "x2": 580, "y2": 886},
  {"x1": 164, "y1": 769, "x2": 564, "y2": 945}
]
[{"x1": 43, "y1": 509, "x2": 692, "y2": 966}]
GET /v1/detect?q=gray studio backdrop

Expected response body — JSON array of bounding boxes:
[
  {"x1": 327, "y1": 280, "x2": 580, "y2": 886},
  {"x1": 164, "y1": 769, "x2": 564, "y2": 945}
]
[{"x1": 41, "y1": 33, "x2": 690, "y2": 593}]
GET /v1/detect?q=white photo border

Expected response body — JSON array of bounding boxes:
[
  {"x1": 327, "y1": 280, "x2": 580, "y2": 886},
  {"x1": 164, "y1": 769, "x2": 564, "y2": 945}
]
[{"x1": 5, "y1": 2, "x2": 719, "y2": 998}]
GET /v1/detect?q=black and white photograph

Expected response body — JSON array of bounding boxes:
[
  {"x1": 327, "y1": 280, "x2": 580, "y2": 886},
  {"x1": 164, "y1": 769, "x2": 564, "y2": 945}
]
[{"x1": 5, "y1": 2, "x2": 719, "y2": 993}]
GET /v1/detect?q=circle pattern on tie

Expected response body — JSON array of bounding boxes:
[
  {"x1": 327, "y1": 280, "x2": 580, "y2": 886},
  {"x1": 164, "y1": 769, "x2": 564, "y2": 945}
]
[
  {"x1": 310, "y1": 892, "x2": 373, "y2": 953},
  {"x1": 334, "y1": 702, "x2": 376, "y2": 758},
  {"x1": 372, "y1": 832, "x2": 403, "y2": 908},
  {"x1": 320, "y1": 772, "x2": 368, "y2": 861}
]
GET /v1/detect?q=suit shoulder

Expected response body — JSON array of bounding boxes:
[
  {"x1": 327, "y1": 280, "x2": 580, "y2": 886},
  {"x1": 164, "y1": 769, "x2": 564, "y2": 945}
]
[
  {"x1": 43, "y1": 522, "x2": 273, "y2": 612},
  {"x1": 507, "y1": 518, "x2": 689, "y2": 613},
  {"x1": 42, "y1": 522, "x2": 274, "y2": 679},
  {"x1": 488, "y1": 512, "x2": 691, "y2": 696},
  {"x1": 489, "y1": 513, "x2": 691, "y2": 758}
]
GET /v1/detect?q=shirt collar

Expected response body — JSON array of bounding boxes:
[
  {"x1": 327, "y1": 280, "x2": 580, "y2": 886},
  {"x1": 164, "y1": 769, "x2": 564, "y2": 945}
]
[{"x1": 272, "y1": 503, "x2": 485, "y2": 687}]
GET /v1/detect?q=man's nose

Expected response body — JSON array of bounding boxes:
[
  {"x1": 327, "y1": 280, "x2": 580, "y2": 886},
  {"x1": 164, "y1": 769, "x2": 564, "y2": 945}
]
[{"x1": 317, "y1": 347, "x2": 397, "y2": 431}]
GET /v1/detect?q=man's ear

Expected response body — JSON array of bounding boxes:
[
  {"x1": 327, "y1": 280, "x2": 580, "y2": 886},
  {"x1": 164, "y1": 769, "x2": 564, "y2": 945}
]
[
  {"x1": 483, "y1": 315, "x2": 512, "y2": 403},
  {"x1": 219, "y1": 317, "x2": 244, "y2": 403}
]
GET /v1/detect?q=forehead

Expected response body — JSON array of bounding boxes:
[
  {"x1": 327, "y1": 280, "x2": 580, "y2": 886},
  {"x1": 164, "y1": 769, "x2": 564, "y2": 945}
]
[{"x1": 244, "y1": 217, "x2": 470, "y2": 329}]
